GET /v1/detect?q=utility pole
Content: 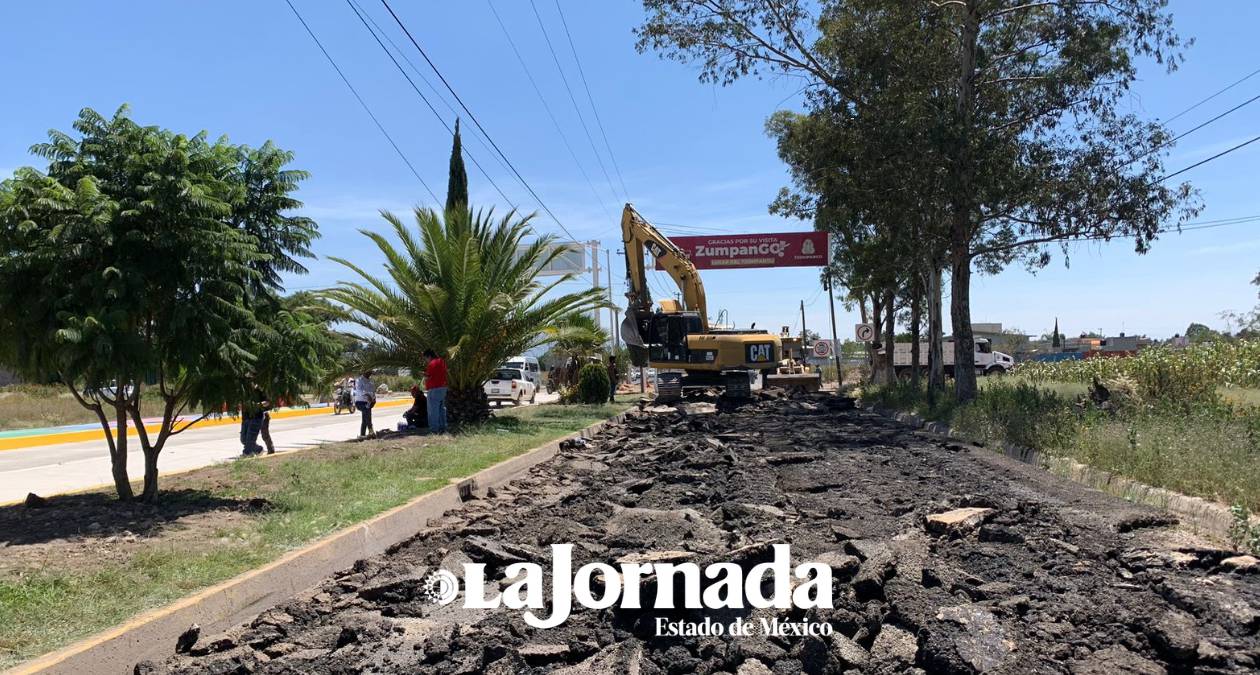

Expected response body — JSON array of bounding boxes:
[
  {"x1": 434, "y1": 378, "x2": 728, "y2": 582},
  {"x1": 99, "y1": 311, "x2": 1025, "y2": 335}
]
[
  {"x1": 825, "y1": 275, "x2": 841, "y2": 387},
  {"x1": 605, "y1": 249, "x2": 618, "y2": 348},
  {"x1": 588, "y1": 241, "x2": 601, "y2": 326},
  {"x1": 800, "y1": 300, "x2": 807, "y2": 346}
]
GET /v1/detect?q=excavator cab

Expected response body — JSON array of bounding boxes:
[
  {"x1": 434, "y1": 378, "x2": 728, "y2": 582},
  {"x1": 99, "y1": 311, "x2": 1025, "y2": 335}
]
[{"x1": 645, "y1": 311, "x2": 703, "y2": 364}]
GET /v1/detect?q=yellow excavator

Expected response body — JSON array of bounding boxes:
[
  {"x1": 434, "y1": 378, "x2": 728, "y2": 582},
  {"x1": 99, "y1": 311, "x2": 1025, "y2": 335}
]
[{"x1": 620, "y1": 204, "x2": 781, "y2": 398}]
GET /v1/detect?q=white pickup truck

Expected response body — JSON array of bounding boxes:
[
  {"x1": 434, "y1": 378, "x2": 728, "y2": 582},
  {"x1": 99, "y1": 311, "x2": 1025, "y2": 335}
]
[{"x1": 888, "y1": 338, "x2": 1014, "y2": 381}]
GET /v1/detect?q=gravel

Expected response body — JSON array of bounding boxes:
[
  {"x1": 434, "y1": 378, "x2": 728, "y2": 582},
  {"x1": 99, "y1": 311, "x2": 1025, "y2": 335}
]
[{"x1": 148, "y1": 390, "x2": 1260, "y2": 674}]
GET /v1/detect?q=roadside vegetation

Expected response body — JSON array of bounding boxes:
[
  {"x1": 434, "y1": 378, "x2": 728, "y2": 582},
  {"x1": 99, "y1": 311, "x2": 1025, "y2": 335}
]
[
  {"x1": 0, "y1": 399, "x2": 633, "y2": 669},
  {"x1": 0, "y1": 107, "x2": 340, "y2": 501},
  {"x1": 863, "y1": 351, "x2": 1260, "y2": 518},
  {"x1": 0, "y1": 385, "x2": 124, "y2": 431}
]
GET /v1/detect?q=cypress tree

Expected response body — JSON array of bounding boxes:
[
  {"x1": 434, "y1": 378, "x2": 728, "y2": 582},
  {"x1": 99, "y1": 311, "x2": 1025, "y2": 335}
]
[{"x1": 446, "y1": 118, "x2": 468, "y2": 212}]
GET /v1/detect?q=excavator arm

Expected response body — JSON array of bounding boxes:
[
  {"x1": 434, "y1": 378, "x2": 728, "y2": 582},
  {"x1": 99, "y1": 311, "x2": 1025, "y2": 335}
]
[{"x1": 620, "y1": 204, "x2": 708, "y2": 329}]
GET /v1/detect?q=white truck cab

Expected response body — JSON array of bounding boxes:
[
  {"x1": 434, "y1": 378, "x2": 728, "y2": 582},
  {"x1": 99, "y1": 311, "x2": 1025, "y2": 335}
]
[{"x1": 889, "y1": 338, "x2": 1013, "y2": 380}]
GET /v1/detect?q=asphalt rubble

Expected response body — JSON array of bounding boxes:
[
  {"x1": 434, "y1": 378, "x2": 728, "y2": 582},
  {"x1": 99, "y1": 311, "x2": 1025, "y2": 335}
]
[{"x1": 145, "y1": 389, "x2": 1260, "y2": 674}]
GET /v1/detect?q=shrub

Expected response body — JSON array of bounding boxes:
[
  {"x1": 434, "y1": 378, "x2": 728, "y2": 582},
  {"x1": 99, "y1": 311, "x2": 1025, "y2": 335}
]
[
  {"x1": 952, "y1": 381, "x2": 1076, "y2": 451},
  {"x1": 1015, "y1": 340, "x2": 1260, "y2": 405},
  {"x1": 574, "y1": 363, "x2": 610, "y2": 404}
]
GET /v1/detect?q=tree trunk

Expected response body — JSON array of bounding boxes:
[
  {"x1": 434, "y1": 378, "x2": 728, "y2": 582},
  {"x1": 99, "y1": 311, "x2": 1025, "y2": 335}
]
[
  {"x1": 951, "y1": 246, "x2": 977, "y2": 402},
  {"x1": 447, "y1": 386, "x2": 489, "y2": 429},
  {"x1": 928, "y1": 263, "x2": 946, "y2": 401},
  {"x1": 140, "y1": 450, "x2": 160, "y2": 502},
  {"x1": 950, "y1": 0, "x2": 981, "y2": 403},
  {"x1": 112, "y1": 398, "x2": 133, "y2": 501},
  {"x1": 882, "y1": 289, "x2": 896, "y2": 385},
  {"x1": 910, "y1": 275, "x2": 922, "y2": 390}
]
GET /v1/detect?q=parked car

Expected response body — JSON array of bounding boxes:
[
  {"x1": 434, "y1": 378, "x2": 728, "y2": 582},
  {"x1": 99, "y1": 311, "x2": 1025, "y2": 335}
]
[
  {"x1": 499, "y1": 355, "x2": 543, "y2": 392},
  {"x1": 484, "y1": 368, "x2": 537, "y2": 406}
]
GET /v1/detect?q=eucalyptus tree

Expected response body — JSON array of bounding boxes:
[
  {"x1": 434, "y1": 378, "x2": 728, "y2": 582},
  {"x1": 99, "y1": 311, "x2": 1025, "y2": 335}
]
[
  {"x1": 0, "y1": 106, "x2": 320, "y2": 501},
  {"x1": 637, "y1": 0, "x2": 1198, "y2": 401}
]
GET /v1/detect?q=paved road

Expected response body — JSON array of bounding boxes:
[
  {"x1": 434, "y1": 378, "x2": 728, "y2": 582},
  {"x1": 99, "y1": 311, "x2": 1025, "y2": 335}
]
[{"x1": 0, "y1": 393, "x2": 558, "y2": 504}]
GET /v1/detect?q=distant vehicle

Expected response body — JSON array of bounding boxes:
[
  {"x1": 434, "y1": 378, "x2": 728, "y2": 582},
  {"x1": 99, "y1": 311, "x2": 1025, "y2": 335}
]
[
  {"x1": 332, "y1": 384, "x2": 354, "y2": 415},
  {"x1": 887, "y1": 338, "x2": 1014, "y2": 380},
  {"x1": 484, "y1": 368, "x2": 537, "y2": 406},
  {"x1": 499, "y1": 355, "x2": 543, "y2": 392},
  {"x1": 86, "y1": 381, "x2": 135, "y2": 400}
]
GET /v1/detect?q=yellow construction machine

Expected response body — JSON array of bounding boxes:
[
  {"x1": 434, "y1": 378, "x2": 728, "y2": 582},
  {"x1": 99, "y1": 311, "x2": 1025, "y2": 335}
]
[
  {"x1": 771, "y1": 331, "x2": 823, "y2": 391},
  {"x1": 619, "y1": 204, "x2": 780, "y2": 398}
]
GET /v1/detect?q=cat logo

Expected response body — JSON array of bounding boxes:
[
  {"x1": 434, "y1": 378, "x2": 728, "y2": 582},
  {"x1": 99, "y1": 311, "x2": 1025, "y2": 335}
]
[
  {"x1": 748, "y1": 343, "x2": 774, "y2": 363},
  {"x1": 801, "y1": 238, "x2": 815, "y2": 256}
]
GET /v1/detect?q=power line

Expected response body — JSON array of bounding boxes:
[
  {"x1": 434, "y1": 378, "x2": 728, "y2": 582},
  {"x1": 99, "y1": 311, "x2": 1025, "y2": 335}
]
[
  {"x1": 655, "y1": 221, "x2": 742, "y2": 234},
  {"x1": 344, "y1": 0, "x2": 519, "y2": 208},
  {"x1": 1071, "y1": 214, "x2": 1260, "y2": 244},
  {"x1": 552, "y1": 0, "x2": 630, "y2": 200},
  {"x1": 283, "y1": 0, "x2": 439, "y2": 204},
  {"x1": 485, "y1": 0, "x2": 612, "y2": 220},
  {"x1": 526, "y1": 0, "x2": 621, "y2": 204},
  {"x1": 1159, "y1": 133, "x2": 1260, "y2": 182},
  {"x1": 1164, "y1": 66, "x2": 1260, "y2": 124},
  {"x1": 378, "y1": 0, "x2": 581, "y2": 243},
  {"x1": 1132, "y1": 92, "x2": 1260, "y2": 165},
  {"x1": 349, "y1": 0, "x2": 519, "y2": 190}
]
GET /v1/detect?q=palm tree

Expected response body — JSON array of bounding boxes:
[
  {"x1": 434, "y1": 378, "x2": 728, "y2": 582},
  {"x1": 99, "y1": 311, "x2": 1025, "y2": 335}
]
[
  {"x1": 547, "y1": 313, "x2": 610, "y2": 390},
  {"x1": 323, "y1": 207, "x2": 605, "y2": 427}
]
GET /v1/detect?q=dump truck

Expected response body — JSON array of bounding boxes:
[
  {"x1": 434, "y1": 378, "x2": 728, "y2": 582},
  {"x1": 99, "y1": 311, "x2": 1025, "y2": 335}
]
[{"x1": 888, "y1": 338, "x2": 1014, "y2": 380}]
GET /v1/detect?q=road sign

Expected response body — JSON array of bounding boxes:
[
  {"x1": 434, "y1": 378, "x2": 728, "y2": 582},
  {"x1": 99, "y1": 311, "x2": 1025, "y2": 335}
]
[
  {"x1": 855, "y1": 323, "x2": 875, "y2": 342},
  {"x1": 812, "y1": 340, "x2": 832, "y2": 358}
]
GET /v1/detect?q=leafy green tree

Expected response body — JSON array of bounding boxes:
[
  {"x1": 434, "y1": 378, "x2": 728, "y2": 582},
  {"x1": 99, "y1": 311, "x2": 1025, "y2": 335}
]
[
  {"x1": 324, "y1": 207, "x2": 604, "y2": 427},
  {"x1": 638, "y1": 0, "x2": 1198, "y2": 401},
  {"x1": 0, "y1": 106, "x2": 319, "y2": 501},
  {"x1": 446, "y1": 119, "x2": 468, "y2": 213},
  {"x1": 243, "y1": 297, "x2": 344, "y2": 408},
  {"x1": 1185, "y1": 322, "x2": 1224, "y2": 345}
]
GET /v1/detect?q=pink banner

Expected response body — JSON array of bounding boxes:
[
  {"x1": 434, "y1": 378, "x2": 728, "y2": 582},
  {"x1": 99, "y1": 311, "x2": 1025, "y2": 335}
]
[{"x1": 658, "y1": 232, "x2": 830, "y2": 270}]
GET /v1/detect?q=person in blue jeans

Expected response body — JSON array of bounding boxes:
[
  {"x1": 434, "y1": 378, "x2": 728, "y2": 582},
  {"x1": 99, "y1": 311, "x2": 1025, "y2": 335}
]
[
  {"x1": 424, "y1": 349, "x2": 448, "y2": 433},
  {"x1": 239, "y1": 386, "x2": 268, "y2": 457}
]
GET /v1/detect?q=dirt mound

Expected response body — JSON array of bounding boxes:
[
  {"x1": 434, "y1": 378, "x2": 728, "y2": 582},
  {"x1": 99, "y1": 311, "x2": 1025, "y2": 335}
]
[{"x1": 148, "y1": 392, "x2": 1260, "y2": 674}]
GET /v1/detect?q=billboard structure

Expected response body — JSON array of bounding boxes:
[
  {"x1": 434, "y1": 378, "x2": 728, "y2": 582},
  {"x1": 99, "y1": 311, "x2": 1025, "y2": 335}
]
[
  {"x1": 527, "y1": 242, "x2": 587, "y2": 277},
  {"x1": 655, "y1": 232, "x2": 829, "y2": 270}
]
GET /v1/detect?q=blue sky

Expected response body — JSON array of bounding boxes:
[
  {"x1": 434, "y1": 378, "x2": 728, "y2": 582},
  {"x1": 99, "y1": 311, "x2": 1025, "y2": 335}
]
[{"x1": 1, "y1": 0, "x2": 1257, "y2": 342}]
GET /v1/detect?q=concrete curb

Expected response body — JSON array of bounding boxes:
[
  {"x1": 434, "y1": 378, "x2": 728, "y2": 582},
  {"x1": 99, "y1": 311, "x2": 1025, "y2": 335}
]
[
  {"x1": 860, "y1": 402, "x2": 1256, "y2": 543},
  {"x1": 8, "y1": 412, "x2": 628, "y2": 675}
]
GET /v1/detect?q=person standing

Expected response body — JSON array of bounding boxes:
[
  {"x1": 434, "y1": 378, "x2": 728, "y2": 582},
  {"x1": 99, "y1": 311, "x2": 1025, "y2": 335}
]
[
  {"x1": 607, "y1": 354, "x2": 618, "y2": 403},
  {"x1": 260, "y1": 394, "x2": 276, "y2": 454},
  {"x1": 239, "y1": 386, "x2": 268, "y2": 457},
  {"x1": 354, "y1": 369, "x2": 377, "y2": 438},
  {"x1": 424, "y1": 349, "x2": 448, "y2": 433}
]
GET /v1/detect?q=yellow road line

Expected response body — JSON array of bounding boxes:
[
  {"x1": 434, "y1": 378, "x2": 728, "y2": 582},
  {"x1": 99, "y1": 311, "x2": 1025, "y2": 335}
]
[{"x1": 0, "y1": 399, "x2": 410, "y2": 452}]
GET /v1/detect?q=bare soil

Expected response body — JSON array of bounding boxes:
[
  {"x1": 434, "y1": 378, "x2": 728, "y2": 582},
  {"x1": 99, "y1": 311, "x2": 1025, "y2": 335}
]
[{"x1": 148, "y1": 391, "x2": 1260, "y2": 674}]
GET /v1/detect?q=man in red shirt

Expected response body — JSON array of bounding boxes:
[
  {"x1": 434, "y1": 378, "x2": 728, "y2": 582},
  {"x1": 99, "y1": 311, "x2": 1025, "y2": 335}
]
[{"x1": 423, "y1": 349, "x2": 448, "y2": 433}]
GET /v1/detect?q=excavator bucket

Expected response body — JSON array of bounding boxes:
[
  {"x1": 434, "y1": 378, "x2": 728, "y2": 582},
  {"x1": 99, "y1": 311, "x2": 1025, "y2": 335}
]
[{"x1": 620, "y1": 315, "x2": 650, "y2": 367}]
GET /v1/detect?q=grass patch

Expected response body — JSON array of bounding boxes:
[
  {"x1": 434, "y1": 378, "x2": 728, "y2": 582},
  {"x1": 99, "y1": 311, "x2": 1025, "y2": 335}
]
[
  {"x1": 0, "y1": 386, "x2": 100, "y2": 431},
  {"x1": 864, "y1": 380, "x2": 1260, "y2": 513},
  {"x1": 0, "y1": 397, "x2": 633, "y2": 669}
]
